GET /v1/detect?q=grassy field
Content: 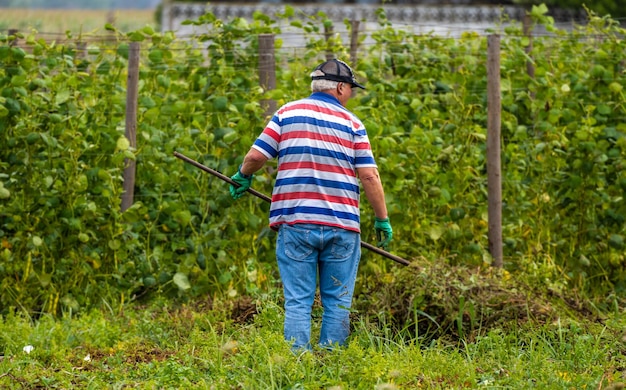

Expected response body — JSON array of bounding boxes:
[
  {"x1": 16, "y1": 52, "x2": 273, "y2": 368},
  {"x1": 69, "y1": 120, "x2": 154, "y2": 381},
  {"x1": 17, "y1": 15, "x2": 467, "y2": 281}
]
[
  {"x1": 0, "y1": 8, "x2": 156, "y2": 36},
  {"x1": 1, "y1": 296, "x2": 625, "y2": 389}
]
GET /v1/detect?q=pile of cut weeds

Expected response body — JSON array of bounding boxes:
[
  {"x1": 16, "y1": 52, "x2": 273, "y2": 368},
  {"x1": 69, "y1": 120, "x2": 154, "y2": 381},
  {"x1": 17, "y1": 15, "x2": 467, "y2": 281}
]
[
  {"x1": 190, "y1": 258, "x2": 607, "y2": 345},
  {"x1": 353, "y1": 258, "x2": 602, "y2": 343}
]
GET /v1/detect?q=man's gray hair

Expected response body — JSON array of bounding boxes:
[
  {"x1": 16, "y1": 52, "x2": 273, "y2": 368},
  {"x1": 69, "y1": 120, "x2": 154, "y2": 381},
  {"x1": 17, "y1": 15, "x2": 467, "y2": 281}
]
[{"x1": 311, "y1": 79, "x2": 339, "y2": 92}]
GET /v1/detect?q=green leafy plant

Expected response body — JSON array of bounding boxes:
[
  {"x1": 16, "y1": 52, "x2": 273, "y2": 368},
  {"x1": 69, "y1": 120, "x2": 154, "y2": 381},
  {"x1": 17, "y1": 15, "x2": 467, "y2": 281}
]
[{"x1": 1, "y1": 6, "x2": 626, "y2": 317}]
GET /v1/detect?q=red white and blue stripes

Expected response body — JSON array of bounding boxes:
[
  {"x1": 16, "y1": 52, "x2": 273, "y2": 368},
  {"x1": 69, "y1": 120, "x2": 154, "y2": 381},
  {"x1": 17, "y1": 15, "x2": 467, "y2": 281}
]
[{"x1": 252, "y1": 92, "x2": 376, "y2": 233}]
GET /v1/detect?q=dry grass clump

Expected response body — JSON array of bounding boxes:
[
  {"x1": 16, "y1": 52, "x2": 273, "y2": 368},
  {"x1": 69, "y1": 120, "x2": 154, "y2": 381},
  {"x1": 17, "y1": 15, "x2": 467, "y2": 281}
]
[{"x1": 353, "y1": 258, "x2": 599, "y2": 342}]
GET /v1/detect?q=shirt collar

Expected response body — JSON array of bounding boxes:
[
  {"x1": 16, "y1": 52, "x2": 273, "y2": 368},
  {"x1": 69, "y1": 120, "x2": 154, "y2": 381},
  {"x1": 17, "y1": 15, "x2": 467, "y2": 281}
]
[{"x1": 309, "y1": 92, "x2": 342, "y2": 106}]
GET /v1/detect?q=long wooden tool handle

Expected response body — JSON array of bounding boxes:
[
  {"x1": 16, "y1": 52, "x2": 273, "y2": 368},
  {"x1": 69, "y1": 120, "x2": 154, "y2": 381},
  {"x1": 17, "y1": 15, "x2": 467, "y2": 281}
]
[
  {"x1": 174, "y1": 151, "x2": 271, "y2": 202},
  {"x1": 174, "y1": 151, "x2": 410, "y2": 266}
]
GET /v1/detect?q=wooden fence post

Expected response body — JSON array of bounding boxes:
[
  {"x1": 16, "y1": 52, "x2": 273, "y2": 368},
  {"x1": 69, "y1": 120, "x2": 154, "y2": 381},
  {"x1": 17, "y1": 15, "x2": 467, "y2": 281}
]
[
  {"x1": 324, "y1": 23, "x2": 334, "y2": 61},
  {"x1": 164, "y1": 0, "x2": 174, "y2": 32},
  {"x1": 8, "y1": 29, "x2": 18, "y2": 47},
  {"x1": 523, "y1": 14, "x2": 535, "y2": 101},
  {"x1": 76, "y1": 41, "x2": 87, "y2": 59},
  {"x1": 523, "y1": 15, "x2": 535, "y2": 80},
  {"x1": 106, "y1": 10, "x2": 116, "y2": 25},
  {"x1": 350, "y1": 20, "x2": 360, "y2": 65},
  {"x1": 258, "y1": 34, "x2": 277, "y2": 118},
  {"x1": 121, "y1": 42, "x2": 140, "y2": 212},
  {"x1": 486, "y1": 34, "x2": 503, "y2": 268}
]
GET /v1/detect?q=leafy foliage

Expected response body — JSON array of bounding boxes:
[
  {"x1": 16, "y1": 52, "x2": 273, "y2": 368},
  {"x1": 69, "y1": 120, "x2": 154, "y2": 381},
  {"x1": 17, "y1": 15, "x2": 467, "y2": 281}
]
[
  {"x1": 1, "y1": 6, "x2": 626, "y2": 317},
  {"x1": 515, "y1": 0, "x2": 626, "y2": 21}
]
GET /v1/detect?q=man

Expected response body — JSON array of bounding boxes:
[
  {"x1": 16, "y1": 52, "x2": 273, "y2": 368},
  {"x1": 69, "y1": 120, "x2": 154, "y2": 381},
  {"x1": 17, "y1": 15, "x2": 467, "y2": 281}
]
[{"x1": 229, "y1": 59, "x2": 392, "y2": 351}]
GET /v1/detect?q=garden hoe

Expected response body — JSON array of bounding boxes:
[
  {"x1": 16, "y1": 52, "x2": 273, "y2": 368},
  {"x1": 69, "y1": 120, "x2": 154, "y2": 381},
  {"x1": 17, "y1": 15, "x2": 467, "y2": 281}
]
[{"x1": 173, "y1": 151, "x2": 411, "y2": 266}]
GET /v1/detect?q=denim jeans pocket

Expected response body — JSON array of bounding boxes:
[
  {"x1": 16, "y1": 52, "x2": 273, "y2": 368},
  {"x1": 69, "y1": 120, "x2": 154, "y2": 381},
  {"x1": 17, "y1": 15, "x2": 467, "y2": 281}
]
[
  {"x1": 281, "y1": 225, "x2": 315, "y2": 261},
  {"x1": 330, "y1": 229, "x2": 357, "y2": 261}
]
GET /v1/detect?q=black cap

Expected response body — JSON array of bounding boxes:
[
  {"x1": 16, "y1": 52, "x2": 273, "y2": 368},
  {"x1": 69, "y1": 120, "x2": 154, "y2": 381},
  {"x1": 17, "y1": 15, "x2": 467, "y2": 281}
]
[{"x1": 310, "y1": 59, "x2": 365, "y2": 89}]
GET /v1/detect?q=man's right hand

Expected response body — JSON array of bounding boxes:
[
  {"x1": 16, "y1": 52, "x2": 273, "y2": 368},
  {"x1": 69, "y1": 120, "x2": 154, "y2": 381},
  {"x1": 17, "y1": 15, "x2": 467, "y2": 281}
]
[
  {"x1": 374, "y1": 217, "x2": 393, "y2": 250},
  {"x1": 229, "y1": 168, "x2": 253, "y2": 200}
]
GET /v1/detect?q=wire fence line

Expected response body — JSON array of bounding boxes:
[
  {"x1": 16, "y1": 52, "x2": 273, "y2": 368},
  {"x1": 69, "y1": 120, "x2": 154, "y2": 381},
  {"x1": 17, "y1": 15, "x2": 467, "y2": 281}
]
[
  {"x1": 4, "y1": 26, "x2": 622, "y2": 53},
  {"x1": 5, "y1": 29, "x2": 619, "y2": 43}
]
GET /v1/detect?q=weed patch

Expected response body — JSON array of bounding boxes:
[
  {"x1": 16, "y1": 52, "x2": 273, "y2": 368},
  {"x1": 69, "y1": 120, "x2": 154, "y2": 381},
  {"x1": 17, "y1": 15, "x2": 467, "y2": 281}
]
[
  {"x1": 0, "y1": 297, "x2": 625, "y2": 388},
  {"x1": 355, "y1": 259, "x2": 604, "y2": 343}
]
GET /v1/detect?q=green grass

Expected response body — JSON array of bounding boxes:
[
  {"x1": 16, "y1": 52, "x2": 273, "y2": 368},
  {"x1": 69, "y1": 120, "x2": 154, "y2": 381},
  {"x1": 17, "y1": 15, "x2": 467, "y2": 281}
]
[{"x1": 1, "y1": 297, "x2": 625, "y2": 389}]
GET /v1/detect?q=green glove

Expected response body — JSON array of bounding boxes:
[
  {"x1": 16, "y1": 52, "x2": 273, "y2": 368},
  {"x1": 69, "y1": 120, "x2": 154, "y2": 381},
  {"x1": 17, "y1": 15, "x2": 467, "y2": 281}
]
[
  {"x1": 229, "y1": 166, "x2": 253, "y2": 200},
  {"x1": 374, "y1": 217, "x2": 393, "y2": 250}
]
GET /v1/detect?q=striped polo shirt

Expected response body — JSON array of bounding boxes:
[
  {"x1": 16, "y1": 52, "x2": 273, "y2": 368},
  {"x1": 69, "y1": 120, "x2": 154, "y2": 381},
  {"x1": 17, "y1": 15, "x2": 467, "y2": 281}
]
[{"x1": 252, "y1": 92, "x2": 377, "y2": 233}]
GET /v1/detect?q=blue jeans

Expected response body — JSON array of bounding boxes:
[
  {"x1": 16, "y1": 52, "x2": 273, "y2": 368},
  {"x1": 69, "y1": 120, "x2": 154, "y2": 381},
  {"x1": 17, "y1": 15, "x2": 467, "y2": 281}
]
[{"x1": 276, "y1": 223, "x2": 361, "y2": 350}]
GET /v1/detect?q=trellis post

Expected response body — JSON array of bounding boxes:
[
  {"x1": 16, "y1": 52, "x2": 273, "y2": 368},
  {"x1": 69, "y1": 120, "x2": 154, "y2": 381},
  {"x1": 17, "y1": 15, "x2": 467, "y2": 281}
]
[
  {"x1": 487, "y1": 34, "x2": 503, "y2": 267},
  {"x1": 324, "y1": 23, "x2": 334, "y2": 61},
  {"x1": 522, "y1": 15, "x2": 535, "y2": 80},
  {"x1": 8, "y1": 29, "x2": 18, "y2": 47},
  {"x1": 121, "y1": 42, "x2": 140, "y2": 212},
  {"x1": 350, "y1": 20, "x2": 360, "y2": 65},
  {"x1": 258, "y1": 34, "x2": 277, "y2": 118}
]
